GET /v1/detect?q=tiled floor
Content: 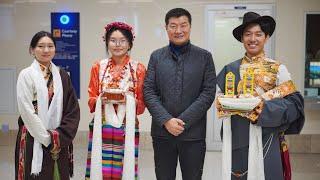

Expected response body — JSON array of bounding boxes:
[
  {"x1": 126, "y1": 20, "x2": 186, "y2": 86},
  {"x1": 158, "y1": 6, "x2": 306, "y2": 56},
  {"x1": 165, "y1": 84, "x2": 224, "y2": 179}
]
[{"x1": 1, "y1": 144, "x2": 320, "y2": 180}]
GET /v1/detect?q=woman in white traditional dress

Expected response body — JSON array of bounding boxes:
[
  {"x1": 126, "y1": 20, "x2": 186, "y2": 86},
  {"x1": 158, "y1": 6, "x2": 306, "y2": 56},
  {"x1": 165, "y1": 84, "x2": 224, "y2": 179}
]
[{"x1": 15, "y1": 31, "x2": 80, "y2": 180}]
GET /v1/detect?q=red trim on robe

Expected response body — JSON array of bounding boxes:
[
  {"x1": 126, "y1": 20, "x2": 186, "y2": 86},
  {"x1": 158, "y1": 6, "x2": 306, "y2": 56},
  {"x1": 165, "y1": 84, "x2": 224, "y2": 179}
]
[
  {"x1": 280, "y1": 133, "x2": 291, "y2": 180},
  {"x1": 18, "y1": 126, "x2": 27, "y2": 180}
]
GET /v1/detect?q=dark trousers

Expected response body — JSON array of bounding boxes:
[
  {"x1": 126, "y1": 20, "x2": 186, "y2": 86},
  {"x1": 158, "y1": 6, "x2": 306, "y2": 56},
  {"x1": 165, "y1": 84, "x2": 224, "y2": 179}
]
[{"x1": 152, "y1": 137, "x2": 206, "y2": 180}]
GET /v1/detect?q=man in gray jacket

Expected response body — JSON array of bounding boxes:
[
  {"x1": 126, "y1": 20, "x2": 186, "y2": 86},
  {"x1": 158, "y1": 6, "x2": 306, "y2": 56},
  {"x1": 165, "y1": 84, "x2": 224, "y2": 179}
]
[{"x1": 144, "y1": 8, "x2": 216, "y2": 180}]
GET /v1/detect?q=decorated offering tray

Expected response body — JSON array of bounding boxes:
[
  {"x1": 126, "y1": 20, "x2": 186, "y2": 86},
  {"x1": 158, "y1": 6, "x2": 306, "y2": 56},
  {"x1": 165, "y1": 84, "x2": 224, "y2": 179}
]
[
  {"x1": 218, "y1": 70, "x2": 260, "y2": 111},
  {"x1": 218, "y1": 95, "x2": 261, "y2": 111},
  {"x1": 102, "y1": 88, "x2": 125, "y2": 103}
]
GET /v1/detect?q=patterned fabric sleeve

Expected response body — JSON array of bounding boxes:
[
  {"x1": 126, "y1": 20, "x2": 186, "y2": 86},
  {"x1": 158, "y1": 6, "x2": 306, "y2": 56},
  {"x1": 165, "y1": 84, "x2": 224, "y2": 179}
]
[
  {"x1": 48, "y1": 130, "x2": 61, "y2": 153},
  {"x1": 135, "y1": 63, "x2": 146, "y2": 115},
  {"x1": 256, "y1": 65, "x2": 304, "y2": 129},
  {"x1": 88, "y1": 61, "x2": 101, "y2": 113}
]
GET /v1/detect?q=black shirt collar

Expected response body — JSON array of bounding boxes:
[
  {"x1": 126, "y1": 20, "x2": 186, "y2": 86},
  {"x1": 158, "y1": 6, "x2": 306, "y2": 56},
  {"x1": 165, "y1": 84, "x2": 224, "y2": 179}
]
[{"x1": 169, "y1": 41, "x2": 190, "y2": 56}]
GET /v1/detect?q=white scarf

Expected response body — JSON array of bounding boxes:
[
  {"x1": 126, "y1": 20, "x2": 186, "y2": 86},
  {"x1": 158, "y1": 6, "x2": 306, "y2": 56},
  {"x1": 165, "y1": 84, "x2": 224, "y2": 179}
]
[
  {"x1": 30, "y1": 60, "x2": 63, "y2": 175},
  {"x1": 221, "y1": 116, "x2": 264, "y2": 180},
  {"x1": 90, "y1": 59, "x2": 137, "y2": 180}
]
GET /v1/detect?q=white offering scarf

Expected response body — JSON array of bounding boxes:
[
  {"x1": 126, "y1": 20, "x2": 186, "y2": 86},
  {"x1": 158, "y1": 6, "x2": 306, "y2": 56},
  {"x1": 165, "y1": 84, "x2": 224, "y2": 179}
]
[
  {"x1": 222, "y1": 116, "x2": 264, "y2": 180},
  {"x1": 90, "y1": 93, "x2": 136, "y2": 180},
  {"x1": 90, "y1": 58, "x2": 137, "y2": 180},
  {"x1": 30, "y1": 60, "x2": 63, "y2": 175}
]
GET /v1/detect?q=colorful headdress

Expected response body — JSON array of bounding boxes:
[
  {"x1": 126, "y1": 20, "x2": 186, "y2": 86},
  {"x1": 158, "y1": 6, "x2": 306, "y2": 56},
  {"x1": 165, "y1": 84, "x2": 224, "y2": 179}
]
[{"x1": 103, "y1": 21, "x2": 135, "y2": 41}]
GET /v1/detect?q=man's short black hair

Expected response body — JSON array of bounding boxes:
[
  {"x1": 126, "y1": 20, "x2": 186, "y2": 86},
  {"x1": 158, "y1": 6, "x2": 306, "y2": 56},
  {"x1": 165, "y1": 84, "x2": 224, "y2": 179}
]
[
  {"x1": 165, "y1": 8, "x2": 192, "y2": 25},
  {"x1": 258, "y1": 21, "x2": 272, "y2": 37},
  {"x1": 242, "y1": 21, "x2": 272, "y2": 39}
]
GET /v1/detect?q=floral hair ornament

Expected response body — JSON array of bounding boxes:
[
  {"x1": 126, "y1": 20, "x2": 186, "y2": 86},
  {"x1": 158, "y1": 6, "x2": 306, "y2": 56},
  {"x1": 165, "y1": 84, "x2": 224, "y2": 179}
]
[{"x1": 102, "y1": 21, "x2": 135, "y2": 42}]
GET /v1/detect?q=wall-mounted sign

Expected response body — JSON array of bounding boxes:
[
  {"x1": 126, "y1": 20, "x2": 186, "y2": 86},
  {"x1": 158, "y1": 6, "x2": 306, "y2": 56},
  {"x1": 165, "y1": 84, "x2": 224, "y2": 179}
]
[{"x1": 51, "y1": 12, "x2": 80, "y2": 98}]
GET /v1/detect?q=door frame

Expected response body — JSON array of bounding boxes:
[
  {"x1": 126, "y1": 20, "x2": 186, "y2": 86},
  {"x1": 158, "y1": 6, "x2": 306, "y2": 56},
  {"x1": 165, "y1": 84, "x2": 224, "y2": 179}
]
[{"x1": 205, "y1": 3, "x2": 276, "y2": 151}]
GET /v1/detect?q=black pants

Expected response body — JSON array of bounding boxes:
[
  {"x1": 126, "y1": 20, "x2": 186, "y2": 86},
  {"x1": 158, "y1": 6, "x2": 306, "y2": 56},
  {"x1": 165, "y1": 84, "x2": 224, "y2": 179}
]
[{"x1": 152, "y1": 137, "x2": 206, "y2": 180}]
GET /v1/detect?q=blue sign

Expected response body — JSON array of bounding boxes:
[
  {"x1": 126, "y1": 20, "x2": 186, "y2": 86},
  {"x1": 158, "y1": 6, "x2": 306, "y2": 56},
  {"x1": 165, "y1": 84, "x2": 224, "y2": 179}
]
[{"x1": 51, "y1": 12, "x2": 80, "y2": 98}]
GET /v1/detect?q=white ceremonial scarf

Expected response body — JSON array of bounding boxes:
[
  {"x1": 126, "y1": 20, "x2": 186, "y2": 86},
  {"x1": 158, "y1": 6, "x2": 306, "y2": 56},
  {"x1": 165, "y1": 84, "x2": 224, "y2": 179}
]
[
  {"x1": 247, "y1": 123, "x2": 265, "y2": 179},
  {"x1": 90, "y1": 93, "x2": 136, "y2": 180},
  {"x1": 90, "y1": 58, "x2": 137, "y2": 180},
  {"x1": 30, "y1": 60, "x2": 63, "y2": 175},
  {"x1": 90, "y1": 94, "x2": 103, "y2": 180},
  {"x1": 221, "y1": 116, "x2": 264, "y2": 180}
]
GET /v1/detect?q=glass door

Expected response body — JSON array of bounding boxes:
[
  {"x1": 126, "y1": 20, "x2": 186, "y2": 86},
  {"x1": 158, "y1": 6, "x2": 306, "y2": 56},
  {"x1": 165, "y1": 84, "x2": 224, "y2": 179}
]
[{"x1": 205, "y1": 4, "x2": 275, "y2": 151}]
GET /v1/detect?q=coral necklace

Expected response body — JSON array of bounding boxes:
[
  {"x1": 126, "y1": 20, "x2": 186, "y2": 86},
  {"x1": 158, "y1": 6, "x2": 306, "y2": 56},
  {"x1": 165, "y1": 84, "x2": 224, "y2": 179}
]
[{"x1": 106, "y1": 56, "x2": 130, "y2": 88}]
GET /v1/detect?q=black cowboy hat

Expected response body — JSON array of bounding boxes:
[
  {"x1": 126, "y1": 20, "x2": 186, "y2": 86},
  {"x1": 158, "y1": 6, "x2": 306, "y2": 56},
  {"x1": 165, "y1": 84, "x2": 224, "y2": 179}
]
[{"x1": 232, "y1": 11, "x2": 276, "y2": 42}]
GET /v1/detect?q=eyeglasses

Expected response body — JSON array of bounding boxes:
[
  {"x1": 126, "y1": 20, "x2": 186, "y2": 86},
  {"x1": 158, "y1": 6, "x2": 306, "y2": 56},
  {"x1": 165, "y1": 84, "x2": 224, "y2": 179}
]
[
  {"x1": 36, "y1": 44, "x2": 55, "y2": 51},
  {"x1": 109, "y1": 39, "x2": 128, "y2": 46}
]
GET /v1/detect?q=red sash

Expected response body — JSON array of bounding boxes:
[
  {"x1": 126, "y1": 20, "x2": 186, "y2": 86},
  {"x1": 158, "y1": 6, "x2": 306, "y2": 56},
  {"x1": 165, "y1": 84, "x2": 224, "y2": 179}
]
[{"x1": 280, "y1": 132, "x2": 291, "y2": 180}]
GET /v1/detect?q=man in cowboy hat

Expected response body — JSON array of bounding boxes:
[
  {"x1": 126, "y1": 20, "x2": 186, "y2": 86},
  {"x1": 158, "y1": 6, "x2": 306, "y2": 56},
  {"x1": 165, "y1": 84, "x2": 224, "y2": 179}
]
[{"x1": 216, "y1": 12, "x2": 305, "y2": 180}]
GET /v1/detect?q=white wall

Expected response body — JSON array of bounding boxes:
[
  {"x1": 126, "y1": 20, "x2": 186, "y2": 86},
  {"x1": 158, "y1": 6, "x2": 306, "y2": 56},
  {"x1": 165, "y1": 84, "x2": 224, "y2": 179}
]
[
  {"x1": 275, "y1": 0, "x2": 320, "y2": 134},
  {"x1": 0, "y1": 0, "x2": 319, "y2": 133}
]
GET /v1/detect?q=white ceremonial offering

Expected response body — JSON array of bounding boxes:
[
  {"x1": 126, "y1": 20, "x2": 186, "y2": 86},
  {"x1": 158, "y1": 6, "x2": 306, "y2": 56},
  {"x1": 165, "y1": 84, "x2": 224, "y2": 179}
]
[{"x1": 218, "y1": 95, "x2": 261, "y2": 111}]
